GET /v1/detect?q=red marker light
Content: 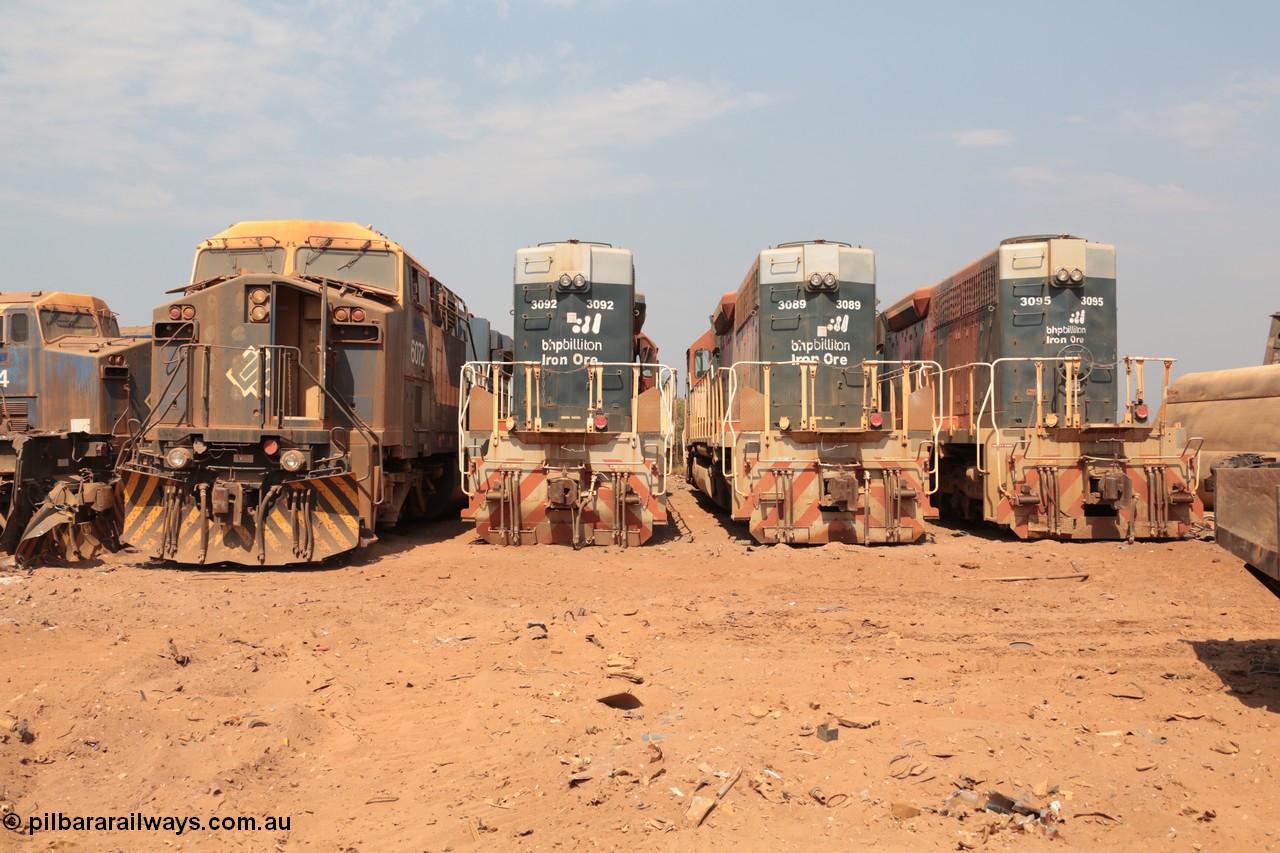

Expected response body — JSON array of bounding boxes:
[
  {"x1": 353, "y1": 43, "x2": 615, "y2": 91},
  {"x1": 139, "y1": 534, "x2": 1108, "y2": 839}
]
[
  {"x1": 262, "y1": 438, "x2": 279, "y2": 455},
  {"x1": 593, "y1": 414, "x2": 609, "y2": 431},
  {"x1": 869, "y1": 412, "x2": 885, "y2": 429},
  {"x1": 1134, "y1": 404, "x2": 1150, "y2": 422}
]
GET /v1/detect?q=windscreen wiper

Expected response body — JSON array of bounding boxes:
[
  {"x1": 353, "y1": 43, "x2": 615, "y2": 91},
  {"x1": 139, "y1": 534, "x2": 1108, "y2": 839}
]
[{"x1": 338, "y1": 240, "x2": 371, "y2": 272}]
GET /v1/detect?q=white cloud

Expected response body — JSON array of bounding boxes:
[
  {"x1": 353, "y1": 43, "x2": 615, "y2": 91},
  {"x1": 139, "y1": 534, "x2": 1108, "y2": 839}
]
[
  {"x1": 442, "y1": 78, "x2": 760, "y2": 149},
  {"x1": 1001, "y1": 163, "x2": 1217, "y2": 214},
  {"x1": 474, "y1": 52, "x2": 548, "y2": 83},
  {"x1": 0, "y1": 0, "x2": 439, "y2": 221},
  {"x1": 352, "y1": 79, "x2": 769, "y2": 204},
  {"x1": 0, "y1": 1, "x2": 420, "y2": 162},
  {"x1": 0, "y1": 1, "x2": 764, "y2": 220},
  {"x1": 1117, "y1": 72, "x2": 1280, "y2": 153},
  {"x1": 472, "y1": 38, "x2": 580, "y2": 84},
  {"x1": 491, "y1": 0, "x2": 582, "y2": 16},
  {"x1": 938, "y1": 128, "x2": 1013, "y2": 148}
]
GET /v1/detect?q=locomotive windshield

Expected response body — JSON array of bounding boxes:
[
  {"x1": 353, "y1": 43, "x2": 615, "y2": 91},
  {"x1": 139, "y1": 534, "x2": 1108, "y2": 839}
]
[
  {"x1": 298, "y1": 246, "x2": 396, "y2": 291},
  {"x1": 193, "y1": 246, "x2": 286, "y2": 281},
  {"x1": 38, "y1": 308, "x2": 108, "y2": 342}
]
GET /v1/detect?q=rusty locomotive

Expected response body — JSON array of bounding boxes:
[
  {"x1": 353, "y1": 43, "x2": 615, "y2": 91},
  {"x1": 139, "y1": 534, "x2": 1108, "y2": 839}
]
[
  {"x1": 0, "y1": 291, "x2": 149, "y2": 563},
  {"x1": 459, "y1": 240, "x2": 676, "y2": 546},
  {"x1": 119, "y1": 220, "x2": 489, "y2": 565},
  {"x1": 684, "y1": 241, "x2": 936, "y2": 544},
  {"x1": 879, "y1": 235, "x2": 1204, "y2": 540}
]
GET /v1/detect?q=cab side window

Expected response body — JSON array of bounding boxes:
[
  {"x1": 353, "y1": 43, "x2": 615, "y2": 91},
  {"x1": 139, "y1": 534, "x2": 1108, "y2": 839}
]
[
  {"x1": 406, "y1": 262, "x2": 419, "y2": 306},
  {"x1": 693, "y1": 349, "x2": 710, "y2": 378},
  {"x1": 11, "y1": 313, "x2": 28, "y2": 343},
  {"x1": 415, "y1": 270, "x2": 428, "y2": 309},
  {"x1": 408, "y1": 266, "x2": 430, "y2": 310}
]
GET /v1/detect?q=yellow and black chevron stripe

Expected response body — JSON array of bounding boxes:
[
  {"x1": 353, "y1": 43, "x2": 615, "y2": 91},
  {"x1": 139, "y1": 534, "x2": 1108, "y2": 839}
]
[
  {"x1": 120, "y1": 468, "x2": 169, "y2": 555},
  {"x1": 120, "y1": 469, "x2": 361, "y2": 566}
]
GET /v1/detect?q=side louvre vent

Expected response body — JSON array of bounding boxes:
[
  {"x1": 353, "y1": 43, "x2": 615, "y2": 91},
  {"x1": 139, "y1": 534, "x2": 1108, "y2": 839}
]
[{"x1": 0, "y1": 399, "x2": 31, "y2": 432}]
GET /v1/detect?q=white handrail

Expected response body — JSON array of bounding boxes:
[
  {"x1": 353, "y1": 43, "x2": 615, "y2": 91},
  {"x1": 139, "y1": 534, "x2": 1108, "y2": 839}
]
[
  {"x1": 712, "y1": 358, "x2": 944, "y2": 496},
  {"x1": 459, "y1": 359, "x2": 678, "y2": 497}
]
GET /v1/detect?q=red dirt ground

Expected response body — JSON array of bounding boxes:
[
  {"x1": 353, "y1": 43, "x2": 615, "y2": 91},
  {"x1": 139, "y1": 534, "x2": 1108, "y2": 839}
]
[{"x1": 2, "y1": 485, "x2": 1278, "y2": 851}]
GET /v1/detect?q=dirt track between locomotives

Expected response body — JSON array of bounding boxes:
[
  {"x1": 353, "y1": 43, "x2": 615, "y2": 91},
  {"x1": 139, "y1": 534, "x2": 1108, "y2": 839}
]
[{"x1": 2, "y1": 486, "x2": 1278, "y2": 851}]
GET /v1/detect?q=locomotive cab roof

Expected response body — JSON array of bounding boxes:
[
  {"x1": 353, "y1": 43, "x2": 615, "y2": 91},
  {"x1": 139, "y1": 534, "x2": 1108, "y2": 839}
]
[
  {"x1": 774, "y1": 239, "x2": 853, "y2": 248},
  {"x1": 204, "y1": 220, "x2": 392, "y2": 244},
  {"x1": 0, "y1": 291, "x2": 113, "y2": 314},
  {"x1": 1000, "y1": 234, "x2": 1084, "y2": 245},
  {"x1": 190, "y1": 220, "x2": 467, "y2": 314}
]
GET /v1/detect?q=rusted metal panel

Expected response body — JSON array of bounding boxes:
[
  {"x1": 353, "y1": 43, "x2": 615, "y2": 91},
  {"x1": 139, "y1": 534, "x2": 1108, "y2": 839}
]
[
  {"x1": 972, "y1": 426, "x2": 1202, "y2": 540},
  {"x1": 460, "y1": 241, "x2": 675, "y2": 547},
  {"x1": 466, "y1": 386, "x2": 496, "y2": 433},
  {"x1": 635, "y1": 386, "x2": 663, "y2": 434},
  {"x1": 0, "y1": 291, "x2": 152, "y2": 564},
  {"x1": 738, "y1": 386, "x2": 767, "y2": 432},
  {"x1": 1266, "y1": 313, "x2": 1280, "y2": 365},
  {"x1": 879, "y1": 236, "x2": 1202, "y2": 541},
  {"x1": 1216, "y1": 466, "x2": 1280, "y2": 582},
  {"x1": 120, "y1": 220, "x2": 482, "y2": 566},
  {"x1": 683, "y1": 242, "x2": 934, "y2": 545}
]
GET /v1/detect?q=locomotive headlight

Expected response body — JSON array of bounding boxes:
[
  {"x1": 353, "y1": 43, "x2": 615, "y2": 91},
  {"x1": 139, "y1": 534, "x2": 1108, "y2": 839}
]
[
  {"x1": 334, "y1": 307, "x2": 350, "y2": 322},
  {"x1": 181, "y1": 305, "x2": 196, "y2": 320},
  {"x1": 823, "y1": 272, "x2": 837, "y2": 287},
  {"x1": 572, "y1": 274, "x2": 587, "y2": 288},
  {"x1": 351, "y1": 308, "x2": 366, "y2": 322},
  {"x1": 1070, "y1": 268, "x2": 1084, "y2": 284},
  {"x1": 809, "y1": 273, "x2": 823, "y2": 287},
  {"x1": 168, "y1": 305, "x2": 182, "y2": 320},
  {"x1": 558, "y1": 273, "x2": 573, "y2": 288},
  {"x1": 108, "y1": 354, "x2": 124, "y2": 365},
  {"x1": 280, "y1": 449, "x2": 307, "y2": 472},
  {"x1": 1054, "y1": 267, "x2": 1072, "y2": 285},
  {"x1": 249, "y1": 305, "x2": 269, "y2": 322},
  {"x1": 165, "y1": 446, "x2": 193, "y2": 469},
  {"x1": 249, "y1": 288, "x2": 269, "y2": 305}
]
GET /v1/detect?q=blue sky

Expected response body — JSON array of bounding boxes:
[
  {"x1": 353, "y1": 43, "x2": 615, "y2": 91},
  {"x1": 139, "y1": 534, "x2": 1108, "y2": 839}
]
[{"x1": 2, "y1": 0, "x2": 1278, "y2": 379}]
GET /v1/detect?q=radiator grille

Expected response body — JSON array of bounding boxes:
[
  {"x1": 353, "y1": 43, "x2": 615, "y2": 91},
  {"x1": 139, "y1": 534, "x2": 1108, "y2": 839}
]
[{"x1": 0, "y1": 399, "x2": 30, "y2": 432}]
